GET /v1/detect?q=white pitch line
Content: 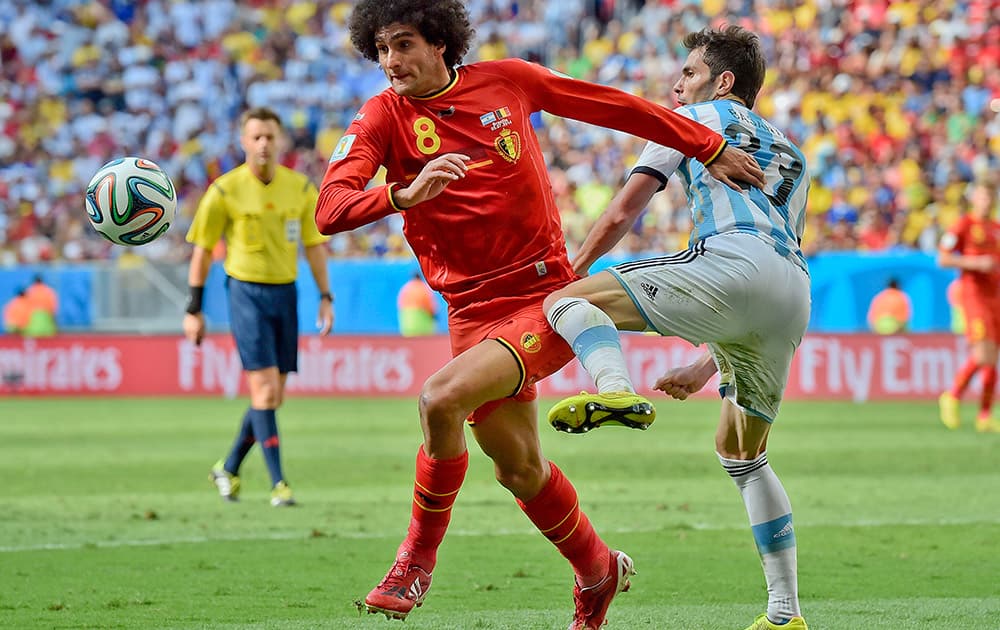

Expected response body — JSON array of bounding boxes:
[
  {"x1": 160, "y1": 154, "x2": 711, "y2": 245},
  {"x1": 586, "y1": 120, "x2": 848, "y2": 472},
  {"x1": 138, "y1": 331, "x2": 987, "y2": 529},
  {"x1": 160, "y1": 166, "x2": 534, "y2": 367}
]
[{"x1": 2, "y1": 516, "x2": 999, "y2": 554}]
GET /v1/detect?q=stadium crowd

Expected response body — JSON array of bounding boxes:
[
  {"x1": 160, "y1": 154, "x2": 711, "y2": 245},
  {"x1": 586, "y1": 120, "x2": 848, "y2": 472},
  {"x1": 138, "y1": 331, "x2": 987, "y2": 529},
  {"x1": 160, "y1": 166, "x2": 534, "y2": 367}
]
[{"x1": 0, "y1": 0, "x2": 998, "y2": 265}]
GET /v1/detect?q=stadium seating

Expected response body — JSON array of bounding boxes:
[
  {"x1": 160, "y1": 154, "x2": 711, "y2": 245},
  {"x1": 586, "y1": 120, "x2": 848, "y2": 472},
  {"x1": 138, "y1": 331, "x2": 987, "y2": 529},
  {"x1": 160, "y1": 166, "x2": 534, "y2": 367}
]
[{"x1": 0, "y1": 0, "x2": 998, "y2": 266}]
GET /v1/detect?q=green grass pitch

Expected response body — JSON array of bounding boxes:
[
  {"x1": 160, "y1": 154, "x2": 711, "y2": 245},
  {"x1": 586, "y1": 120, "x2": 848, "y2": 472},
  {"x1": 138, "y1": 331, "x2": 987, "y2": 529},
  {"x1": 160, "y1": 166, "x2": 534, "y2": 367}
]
[{"x1": 2, "y1": 396, "x2": 998, "y2": 629}]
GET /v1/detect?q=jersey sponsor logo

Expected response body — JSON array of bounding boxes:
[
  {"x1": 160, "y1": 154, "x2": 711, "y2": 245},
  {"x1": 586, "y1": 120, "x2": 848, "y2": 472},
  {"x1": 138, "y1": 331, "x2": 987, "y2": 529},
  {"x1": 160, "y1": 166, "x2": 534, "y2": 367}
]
[
  {"x1": 495, "y1": 129, "x2": 521, "y2": 163},
  {"x1": 329, "y1": 134, "x2": 356, "y2": 162},
  {"x1": 640, "y1": 282, "x2": 658, "y2": 300},
  {"x1": 520, "y1": 332, "x2": 542, "y2": 353}
]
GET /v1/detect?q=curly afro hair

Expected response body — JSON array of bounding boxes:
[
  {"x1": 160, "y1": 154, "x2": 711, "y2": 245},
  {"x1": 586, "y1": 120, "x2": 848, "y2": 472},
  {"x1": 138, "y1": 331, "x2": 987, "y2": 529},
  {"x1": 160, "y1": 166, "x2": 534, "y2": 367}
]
[{"x1": 349, "y1": 0, "x2": 474, "y2": 68}]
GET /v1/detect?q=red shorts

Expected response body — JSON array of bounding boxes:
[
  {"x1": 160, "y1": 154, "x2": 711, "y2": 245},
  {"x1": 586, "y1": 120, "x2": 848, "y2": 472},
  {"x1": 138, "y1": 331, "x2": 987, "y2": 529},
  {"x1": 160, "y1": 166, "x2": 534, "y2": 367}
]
[
  {"x1": 960, "y1": 295, "x2": 1000, "y2": 343},
  {"x1": 448, "y1": 292, "x2": 575, "y2": 423}
]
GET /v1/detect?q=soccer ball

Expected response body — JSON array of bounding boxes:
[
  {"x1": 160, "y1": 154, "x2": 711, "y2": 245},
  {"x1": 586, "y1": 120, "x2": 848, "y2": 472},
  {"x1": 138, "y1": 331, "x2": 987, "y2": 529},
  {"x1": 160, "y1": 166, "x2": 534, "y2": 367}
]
[{"x1": 85, "y1": 157, "x2": 177, "y2": 246}]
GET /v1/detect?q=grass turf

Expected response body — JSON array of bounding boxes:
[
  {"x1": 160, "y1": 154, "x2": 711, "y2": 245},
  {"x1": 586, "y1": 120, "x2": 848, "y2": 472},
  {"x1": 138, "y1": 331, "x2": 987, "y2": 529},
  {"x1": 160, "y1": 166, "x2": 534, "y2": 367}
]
[{"x1": 1, "y1": 397, "x2": 998, "y2": 629}]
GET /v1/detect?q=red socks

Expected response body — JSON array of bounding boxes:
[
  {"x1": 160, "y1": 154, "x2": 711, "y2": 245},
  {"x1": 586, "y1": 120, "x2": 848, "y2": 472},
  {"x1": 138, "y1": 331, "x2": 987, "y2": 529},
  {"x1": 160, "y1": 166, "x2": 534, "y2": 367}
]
[
  {"x1": 401, "y1": 446, "x2": 468, "y2": 569},
  {"x1": 517, "y1": 461, "x2": 609, "y2": 585},
  {"x1": 950, "y1": 357, "x2": 979, "y2": 397},
  {"x1": 952, "y1": 359, "x2": 998, "y2": 418},
  {"x1": 980, "y1": 365, "x2": 997, "y2": 417},
  {"x1": 400, "y1": 451, "x2": 608, "y2": 585}
]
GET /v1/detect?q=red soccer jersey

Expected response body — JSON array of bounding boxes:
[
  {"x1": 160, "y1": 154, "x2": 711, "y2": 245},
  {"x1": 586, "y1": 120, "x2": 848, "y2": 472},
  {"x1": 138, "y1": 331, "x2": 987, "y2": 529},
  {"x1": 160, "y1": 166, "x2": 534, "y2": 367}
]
[
  {"x1": 315, "y1": 58, "x2": 724, "y2": 312},
  {"x1": 940, "y1": 214, "x2": 1000, "y2": 301}
]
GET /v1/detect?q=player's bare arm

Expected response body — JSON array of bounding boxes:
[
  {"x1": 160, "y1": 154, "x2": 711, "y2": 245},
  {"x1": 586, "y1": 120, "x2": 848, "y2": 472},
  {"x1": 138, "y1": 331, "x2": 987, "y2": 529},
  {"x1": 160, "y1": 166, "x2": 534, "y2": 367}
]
[
  {"x1": 183, "y1": 245, "x2": 213, "y2": 346},
  {"x1": 939, "y1": 251, "x2": 997, "y2": 273},
  {"x1": 392, "y1": 153, "x2": 470, "y2": 209},
  {"x1": 572, "y1": 173, "x2": 662, "y2": 276},
  {"x1": 653, "y1": 351, "x2": 718, "y2": 400},
  {"x1": 304, "y1": 243, "x2": 334, "y2": 335},
  {"x1": 705, "y1": 144, "x2": 765, "y2": 190}
]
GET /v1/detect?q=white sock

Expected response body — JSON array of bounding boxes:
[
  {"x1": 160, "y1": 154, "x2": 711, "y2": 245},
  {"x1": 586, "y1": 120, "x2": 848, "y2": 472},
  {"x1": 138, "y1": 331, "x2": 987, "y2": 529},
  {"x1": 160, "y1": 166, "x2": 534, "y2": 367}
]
[
  {"x1": 546, "y1": 297, "x2": 633, "y2": 393},
  {"x1": 718, "y1": 451, "x2": 800, "y2": 622}
]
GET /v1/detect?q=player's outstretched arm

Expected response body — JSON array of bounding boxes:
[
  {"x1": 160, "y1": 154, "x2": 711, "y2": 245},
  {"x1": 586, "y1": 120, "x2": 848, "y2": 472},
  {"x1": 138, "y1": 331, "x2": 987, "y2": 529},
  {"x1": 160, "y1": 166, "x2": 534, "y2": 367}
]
[
  {"x1": 653, "y1": 351, "x2": 718, "y2": 400},
  {"x1": 704, "y1": 144, "x2": 765, "y2": 191},
  {"x1": 391, "y1": 154, "x2": 470, "y2": 209},
  {"x1": 572, "y1": 173, "x2": 662, "y2": 276}
]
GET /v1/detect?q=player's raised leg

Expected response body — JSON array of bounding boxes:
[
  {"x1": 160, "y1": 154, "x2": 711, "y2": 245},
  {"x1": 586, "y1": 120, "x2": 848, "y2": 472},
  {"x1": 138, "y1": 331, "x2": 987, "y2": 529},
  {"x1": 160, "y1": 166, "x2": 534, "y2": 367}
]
[
  {"x1": 544, "y1": 273, "x2": 655, "y2": 433},
  {"x1": 716, "y1": 400, "x2": 806, "y2": 630},
  {"x1": 471, "y1": 398, "x2": 634, "y2": 629}
]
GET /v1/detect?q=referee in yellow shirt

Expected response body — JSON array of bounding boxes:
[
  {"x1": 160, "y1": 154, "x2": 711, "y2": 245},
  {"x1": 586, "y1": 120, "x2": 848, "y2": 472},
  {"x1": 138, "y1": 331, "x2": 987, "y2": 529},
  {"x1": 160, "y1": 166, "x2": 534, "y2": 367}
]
[{"x1": 183, "y1": 107, "x2": 334, "y2": 507}]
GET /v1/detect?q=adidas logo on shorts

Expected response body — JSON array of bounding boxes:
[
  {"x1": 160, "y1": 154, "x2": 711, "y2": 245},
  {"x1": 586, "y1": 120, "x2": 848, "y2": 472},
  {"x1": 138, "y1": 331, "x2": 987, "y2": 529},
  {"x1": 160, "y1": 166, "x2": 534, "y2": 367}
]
[{"x1": 640, "y1": 282, "x2": 658, "y2": 301}]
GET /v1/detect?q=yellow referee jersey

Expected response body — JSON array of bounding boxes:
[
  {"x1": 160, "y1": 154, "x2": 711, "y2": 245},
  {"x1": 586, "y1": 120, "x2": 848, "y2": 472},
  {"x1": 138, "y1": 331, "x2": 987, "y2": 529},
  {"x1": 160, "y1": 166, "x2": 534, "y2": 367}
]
[{"x1": 186, "y1": 164, "x2": 327, "y2": 284}]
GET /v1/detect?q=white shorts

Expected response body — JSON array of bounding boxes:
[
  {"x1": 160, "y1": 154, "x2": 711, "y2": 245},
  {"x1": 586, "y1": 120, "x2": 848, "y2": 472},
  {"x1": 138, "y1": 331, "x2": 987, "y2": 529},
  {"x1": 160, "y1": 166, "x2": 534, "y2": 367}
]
[{"x1": 608, "y1": 232, "x2": 811, "y2": 422}]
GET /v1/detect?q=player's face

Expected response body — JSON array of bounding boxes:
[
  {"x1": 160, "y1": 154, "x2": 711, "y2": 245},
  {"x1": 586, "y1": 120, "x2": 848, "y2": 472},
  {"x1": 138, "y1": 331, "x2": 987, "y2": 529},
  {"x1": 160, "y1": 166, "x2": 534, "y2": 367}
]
[
  {"x1": 673, "y1": 48, "x2": 723, "y2": 106},
  {"x1": 240, "y1": 118, "x2": 281, "y2": 170},
  {"x1": 375, "y1": 23, "x2": 450, "y2": 97},
  {"x1": 969, "y1": 185, "x2": 996, "y2": 219}
]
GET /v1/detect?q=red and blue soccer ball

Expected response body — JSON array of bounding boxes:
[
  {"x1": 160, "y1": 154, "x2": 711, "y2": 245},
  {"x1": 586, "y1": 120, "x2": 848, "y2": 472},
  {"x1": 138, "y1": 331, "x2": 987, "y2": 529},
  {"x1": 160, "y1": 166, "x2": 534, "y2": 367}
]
[{"x1": 85, "y1": 157, "x2": 177, "y2": 246}]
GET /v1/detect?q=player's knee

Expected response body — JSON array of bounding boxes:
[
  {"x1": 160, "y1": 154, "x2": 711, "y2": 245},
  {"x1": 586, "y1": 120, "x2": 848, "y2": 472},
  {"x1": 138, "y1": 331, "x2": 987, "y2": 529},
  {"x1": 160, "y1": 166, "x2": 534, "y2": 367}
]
[
  {"x1": 250, "y1": 384, "x2": 280, "y2": 408},
  {"x1": 543, "y1": 295, "x2": 587, "y2": 328},
  {"x1": 714, "y1": 434, "x2": 766, "y2": 460},
  {"x1": 493, "y1": 458, "x2": 547, "y2": 498},
  {"x1": 418, "y1": 378, "x2": 467, "y2": 429},
  {"x1": 541, "y1": 292, "x2": 564, "y2": 317}
]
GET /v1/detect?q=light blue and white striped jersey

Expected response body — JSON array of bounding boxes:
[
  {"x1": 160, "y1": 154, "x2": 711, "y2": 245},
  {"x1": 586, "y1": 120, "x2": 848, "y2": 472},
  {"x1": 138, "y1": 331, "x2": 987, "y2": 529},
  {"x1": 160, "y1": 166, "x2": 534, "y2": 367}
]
[{"x1": 632, "y1": 100, "x2": 809, "y2": 271}]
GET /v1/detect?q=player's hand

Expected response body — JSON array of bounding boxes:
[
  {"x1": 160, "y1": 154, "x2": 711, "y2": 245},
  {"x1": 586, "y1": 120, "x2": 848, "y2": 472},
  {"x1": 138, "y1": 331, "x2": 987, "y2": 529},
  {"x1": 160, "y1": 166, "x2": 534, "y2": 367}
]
[
  {"x1": 183, "y1": 312, "x2": 206, "y2": 346},
  {"x1": 705, "y1": 144, "x2": 765, "y2": 191},
  {"x1": 393, "y1": 154, "x2": 470, "y2": 208},
  {"x1": 652, "y1": 363, "x2": 714, "y2": 400},
  {"x1": 317, "y1": 300, "x2": 334, "y2": 336}
]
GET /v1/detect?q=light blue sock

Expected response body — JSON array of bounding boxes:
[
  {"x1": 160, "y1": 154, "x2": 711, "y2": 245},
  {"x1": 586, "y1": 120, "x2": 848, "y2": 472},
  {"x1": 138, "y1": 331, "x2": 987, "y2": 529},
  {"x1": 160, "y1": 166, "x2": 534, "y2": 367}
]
[
  {"x1": 547, "y1": 297, "x2": 633, "y2": 393},
  {"x1": 719, "y1": 451, "x2": 800, "y2": 622}
]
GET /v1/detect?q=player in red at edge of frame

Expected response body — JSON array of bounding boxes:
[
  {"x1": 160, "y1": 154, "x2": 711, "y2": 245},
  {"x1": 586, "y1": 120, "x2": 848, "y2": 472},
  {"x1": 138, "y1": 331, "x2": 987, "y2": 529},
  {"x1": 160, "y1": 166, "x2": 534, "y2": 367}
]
[
  {"x1": 314, "y1": 1, "x2": 765, "y2": 627},
  {"x1": 938, "y1": 180, "x2": 1000, "y2": 433}
]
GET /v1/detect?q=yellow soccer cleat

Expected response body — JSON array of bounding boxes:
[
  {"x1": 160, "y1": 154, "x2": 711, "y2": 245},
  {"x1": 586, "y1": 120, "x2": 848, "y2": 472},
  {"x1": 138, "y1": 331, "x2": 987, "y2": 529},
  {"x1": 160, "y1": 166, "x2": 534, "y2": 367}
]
[
  {"x1": 744, "y1": 613, "x2": 809, "y2": 630},
  {"x1": 975, "y1": 414, "x2": 1000, "y2": 433},
  {"x1": 270, "y1": 480, "x2": 297, "y2": 507},
  {"x1": 938, "y1": 392, "x2": 961, "y2": 430},
  {"x1": 209, "y1": 460, "x2": 240, "y2": 501},
  {"x1": 548, "y1": 391, "x2": 655, "y2": 434}
]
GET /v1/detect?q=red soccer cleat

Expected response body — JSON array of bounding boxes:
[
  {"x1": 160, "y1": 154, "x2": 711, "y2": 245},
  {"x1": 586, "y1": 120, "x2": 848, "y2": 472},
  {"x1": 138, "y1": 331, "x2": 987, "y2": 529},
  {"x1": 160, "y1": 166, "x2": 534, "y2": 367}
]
[
  {"x1": 363, "y1": 551, "x2": 433, "y2": 620},
  {"x1": 568, "y1": 550, "x2": 635, "y2": 629}
]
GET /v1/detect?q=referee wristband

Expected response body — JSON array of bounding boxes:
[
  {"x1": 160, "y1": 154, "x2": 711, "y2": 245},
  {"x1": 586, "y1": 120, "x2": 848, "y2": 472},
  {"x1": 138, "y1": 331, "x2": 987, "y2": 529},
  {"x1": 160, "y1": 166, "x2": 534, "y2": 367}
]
[
  {"x1": 320, "y1": 293, "x2": 334, "y2": 303},
  {"x1": 186, "y1": 286, "x2": 204, "y2": 314}
]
